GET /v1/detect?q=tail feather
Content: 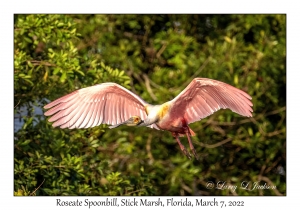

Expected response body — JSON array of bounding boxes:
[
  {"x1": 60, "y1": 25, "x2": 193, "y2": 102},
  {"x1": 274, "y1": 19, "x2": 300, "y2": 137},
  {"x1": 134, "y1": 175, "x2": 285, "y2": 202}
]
[{"x1": 189, "y1": 127, "x2": 196, "y2": 136}]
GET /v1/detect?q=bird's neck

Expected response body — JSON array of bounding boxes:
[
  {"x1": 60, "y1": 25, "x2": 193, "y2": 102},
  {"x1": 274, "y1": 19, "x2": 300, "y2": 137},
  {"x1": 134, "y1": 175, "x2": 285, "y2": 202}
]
[
  {"x1": 143, "y1": 103, "x2": 170, "y2": 126},
  {"x1": 142, "y1": 105, "x2": 161, "y2": 126}
]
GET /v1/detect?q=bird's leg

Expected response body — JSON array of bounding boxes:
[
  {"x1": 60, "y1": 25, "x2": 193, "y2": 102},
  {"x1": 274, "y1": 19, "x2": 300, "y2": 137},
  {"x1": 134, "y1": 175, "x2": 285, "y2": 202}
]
[
  {"x1": 173, "y1": 132, "x2": 192, "y2": 159},
  {"x1": 184, "y1": 128, "x2": 199, "y2": 160}
]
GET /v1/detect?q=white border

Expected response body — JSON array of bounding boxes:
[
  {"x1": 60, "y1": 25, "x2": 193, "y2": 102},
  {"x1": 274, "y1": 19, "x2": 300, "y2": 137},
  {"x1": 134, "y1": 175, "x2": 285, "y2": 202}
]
[{"x1": 2, "y1": 0, "x2": 297, "y2": 209}]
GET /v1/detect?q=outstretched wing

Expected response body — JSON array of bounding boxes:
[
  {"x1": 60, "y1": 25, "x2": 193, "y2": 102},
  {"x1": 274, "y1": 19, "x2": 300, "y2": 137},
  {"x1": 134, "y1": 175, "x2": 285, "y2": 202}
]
[
  {"x1": 169, "y1": 78, "x2": 253, "y2": 124},
  {"x1": 44, "y1": 83, "x2": 159, "y2": 129}
]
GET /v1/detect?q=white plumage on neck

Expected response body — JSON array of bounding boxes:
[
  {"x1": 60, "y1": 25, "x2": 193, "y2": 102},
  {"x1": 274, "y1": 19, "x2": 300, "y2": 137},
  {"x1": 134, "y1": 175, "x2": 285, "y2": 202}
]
[{"x1": 141, "y1": 104, "x2": 161, "y2": 126}]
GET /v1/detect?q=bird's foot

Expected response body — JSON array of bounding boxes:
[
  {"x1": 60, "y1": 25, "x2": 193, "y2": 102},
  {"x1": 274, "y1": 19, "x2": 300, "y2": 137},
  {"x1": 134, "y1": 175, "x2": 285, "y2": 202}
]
[
  {"x1": 182, "y1": 147, "x2": 192, "y2": 160},
  {"x1": 174, "y1": 132, "x2": 192, "y2": 160},
  {"x1": 191, "y1": 148, "x2": 199, "y2": 160},
  {"x1": 184, "y1": 129, "x2": 199, "y2": 160}
]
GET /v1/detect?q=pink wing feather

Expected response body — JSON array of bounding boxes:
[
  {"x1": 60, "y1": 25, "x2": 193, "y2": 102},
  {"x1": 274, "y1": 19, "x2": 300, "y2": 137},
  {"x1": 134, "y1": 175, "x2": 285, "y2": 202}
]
[
  {"x1": 44, "y1": 83, "x2": 157, "y2": 129},
  {"x1": 169, "y1": 78, "x2": 253, "y2": 124}
]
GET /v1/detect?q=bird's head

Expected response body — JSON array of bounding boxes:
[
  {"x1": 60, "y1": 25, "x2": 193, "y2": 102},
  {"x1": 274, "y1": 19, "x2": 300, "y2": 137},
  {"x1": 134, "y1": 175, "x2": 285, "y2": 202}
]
[
  {"x1": 124, "y1": 116, "x2": 143, "y2": 126},
  {"x1": 109, "y1": 116, "x2": 143, "y2": 129}
]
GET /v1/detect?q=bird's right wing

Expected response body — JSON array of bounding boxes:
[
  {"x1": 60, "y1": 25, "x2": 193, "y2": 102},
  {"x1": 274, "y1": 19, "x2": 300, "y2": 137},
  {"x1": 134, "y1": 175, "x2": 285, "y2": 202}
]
[
  {"x1": 44, "y1": 83, "x2": 159, "y2": 130},
  {"x1": 169, "y1": 78, "x2": 253, "y2": 124}
]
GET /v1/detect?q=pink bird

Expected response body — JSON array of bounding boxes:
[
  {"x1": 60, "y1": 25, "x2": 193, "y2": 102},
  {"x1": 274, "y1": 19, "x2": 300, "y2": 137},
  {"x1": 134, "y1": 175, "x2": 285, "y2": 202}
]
[{"x1": 44, "y1": 78, "x2": 253, "y2": 159}]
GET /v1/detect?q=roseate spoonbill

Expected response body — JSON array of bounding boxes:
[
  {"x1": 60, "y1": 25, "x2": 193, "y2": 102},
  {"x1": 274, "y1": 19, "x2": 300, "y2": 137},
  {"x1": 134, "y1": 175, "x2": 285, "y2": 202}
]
[{"x1": 44, "y1": 78, "x2": 253, "y2": 159}]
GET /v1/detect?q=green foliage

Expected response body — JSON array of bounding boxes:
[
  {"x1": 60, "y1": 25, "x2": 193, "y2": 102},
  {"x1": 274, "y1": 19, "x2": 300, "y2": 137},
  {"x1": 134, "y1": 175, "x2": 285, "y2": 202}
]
[{"x1": 14, "y1": 14, "x2": 286, "y2": 196}]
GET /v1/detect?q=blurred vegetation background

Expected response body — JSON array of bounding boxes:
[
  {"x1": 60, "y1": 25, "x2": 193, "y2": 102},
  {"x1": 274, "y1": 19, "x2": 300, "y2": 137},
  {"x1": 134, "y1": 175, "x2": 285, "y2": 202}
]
[{"x1": 14, "y1": 14, "x2": 286, "y2": 196}]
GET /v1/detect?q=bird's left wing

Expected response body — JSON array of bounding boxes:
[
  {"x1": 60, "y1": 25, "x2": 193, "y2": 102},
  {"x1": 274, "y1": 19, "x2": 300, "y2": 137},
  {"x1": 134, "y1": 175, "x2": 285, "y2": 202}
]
[
  {"x1": 44, "y1": 83, "x2": 159, "y2": 130},
  {"x1": 169, "y1": 78, "x2": 253, "y2": 124}
]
